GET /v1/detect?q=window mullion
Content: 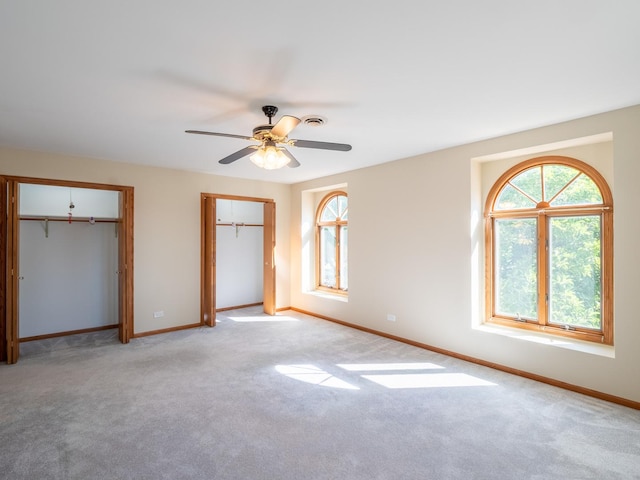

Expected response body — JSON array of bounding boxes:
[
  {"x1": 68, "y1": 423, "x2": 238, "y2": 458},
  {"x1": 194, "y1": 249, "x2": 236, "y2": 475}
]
[
  {"x1": 538, "y1": 214, "x2": 548, "y2": 326},
  {"x1": 335, "y1": 225, "x2": 341, "y2": 290}
]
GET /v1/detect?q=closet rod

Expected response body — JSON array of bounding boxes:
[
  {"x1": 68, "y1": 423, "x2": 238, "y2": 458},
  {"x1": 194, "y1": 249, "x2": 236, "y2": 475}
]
[
  {"x1": 20, "y1": 216, "x2": 119, "y2": 223},
  {"x1": 216, "y1": 223, "x2": 263, "y2": 227}
]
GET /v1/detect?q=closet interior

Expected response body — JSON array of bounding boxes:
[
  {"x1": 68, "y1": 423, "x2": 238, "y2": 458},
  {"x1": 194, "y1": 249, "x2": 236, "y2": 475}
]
[
  {"x1": 18, "y1": 183, "x2": 120, "y2": 340},
  {"x1": 215, "y1": 198, "x2": 264, "y2": 310}
]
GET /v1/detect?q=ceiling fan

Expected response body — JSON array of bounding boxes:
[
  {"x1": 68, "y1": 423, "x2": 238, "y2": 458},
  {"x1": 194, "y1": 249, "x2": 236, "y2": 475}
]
[{"x1": 186, "y1": 105, "x2": 352, "y2": 169}]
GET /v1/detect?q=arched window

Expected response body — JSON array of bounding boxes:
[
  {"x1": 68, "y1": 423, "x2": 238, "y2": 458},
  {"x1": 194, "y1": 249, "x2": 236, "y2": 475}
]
[
  {"x1": 316, "y1": 192, "x2": 348, "y2": 293},
  {"x1": 484, "y1": 156, "x2": 613, "y2": 344}
]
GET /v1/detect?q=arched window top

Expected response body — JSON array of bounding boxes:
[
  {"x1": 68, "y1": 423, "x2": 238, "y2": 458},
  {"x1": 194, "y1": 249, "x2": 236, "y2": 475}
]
[
  {"x1": 317, "y1": 192, "x2": 348, "y2": 222},
  {"x1": 483, "y1": 155, "x2": 613, "y2": 345},
  {"x1": 315, "y1": 191, "x2": 348, "y2": 293},
  {"x1": 488, "y1": 156, "x2": 612, "y2": 213}
]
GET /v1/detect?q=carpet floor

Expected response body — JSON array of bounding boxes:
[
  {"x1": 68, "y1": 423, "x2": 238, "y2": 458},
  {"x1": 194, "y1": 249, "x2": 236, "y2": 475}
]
[{"x1": 1, "y1": 307, "x2": 639, "y2": 479}]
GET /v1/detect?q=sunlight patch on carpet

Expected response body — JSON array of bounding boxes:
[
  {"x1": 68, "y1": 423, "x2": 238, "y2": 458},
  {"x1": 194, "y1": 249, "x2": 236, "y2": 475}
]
[
  {"x1": 362, "y1": 373, "x2": 497, "y2": 389},
  {"x1": 228, "y1": 315, "x2": 300, "y2": 322},
  {"x1": 275, "y1": 364, "x2": 359, "y2": 390},
  {"x1": 337, "y1": 362, "x2": 444, "y2": 371}
]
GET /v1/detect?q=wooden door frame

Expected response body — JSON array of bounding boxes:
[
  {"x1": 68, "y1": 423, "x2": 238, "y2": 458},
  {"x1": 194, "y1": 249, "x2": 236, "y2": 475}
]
[
  {"x1": 0, "y1": 175, "x2": 134, "y2": 363},
  {"x1": 201, "y1": 193, "x2": 276, "y2": 327}
]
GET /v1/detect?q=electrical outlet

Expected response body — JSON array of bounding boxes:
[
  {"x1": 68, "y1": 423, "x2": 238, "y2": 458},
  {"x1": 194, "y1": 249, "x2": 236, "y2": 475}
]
[
  {"x1": 387, "y1": 313, "x2": 396, "y2": 322},
  {"x1": 153, "y1": 311, "x2": 164, "y2": 318}
]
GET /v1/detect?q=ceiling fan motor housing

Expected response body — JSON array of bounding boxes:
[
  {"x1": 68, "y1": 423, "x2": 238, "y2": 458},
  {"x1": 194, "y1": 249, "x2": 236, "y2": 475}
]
[{"x1": 253, "y1": 125, "x2": 274, "y2": 141}]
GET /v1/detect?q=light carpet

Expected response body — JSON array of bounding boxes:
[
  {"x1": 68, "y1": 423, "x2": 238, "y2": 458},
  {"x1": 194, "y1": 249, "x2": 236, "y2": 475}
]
[{"x1": 1, "y1": 307, "x2": 639, "y2": 479}]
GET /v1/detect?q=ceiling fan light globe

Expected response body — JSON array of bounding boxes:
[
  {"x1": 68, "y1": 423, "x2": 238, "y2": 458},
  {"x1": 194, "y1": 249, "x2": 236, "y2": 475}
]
[{"x1": 250, "y1": 145, "x2": 290, "y2": 170}]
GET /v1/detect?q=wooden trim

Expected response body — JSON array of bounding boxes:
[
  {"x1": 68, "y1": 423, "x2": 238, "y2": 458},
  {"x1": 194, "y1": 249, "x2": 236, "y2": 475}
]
[
  {"x1": 203, "y1": 193, "x2": 274, "y2": 204},
  {"x1": 483, "y1": 156, "x2": 614, "y2": 213},
  {"x1": 6, "y1": 180, "x2": 19, "y2": 364},
  {"x1": 200, "y1": 194, "x2": 205, "y2": 326},
  {"x1": 119, "y1": 187, "x2": 135, "y2": 344},
  {"x1": 601, "y1": 209, "x2": 614, "y2": 343},
  {"x1": 537, "y1": 211, "x2": 547, "y2": 325},
  {"x1": 315, "y1": 285, "x2": 349, "y2": 296},
  {"x1": 201, "y1": 194, "x2": 216, "y2": 327},
  {"x1": 484, "y1": 212, "x2": 493, "y2": 331},
  {"x1": 290, "y1": 308, "x2": 640, "y2": 411},
  {"x1": 487, "y1": 316, "x2": 607, "y2": 343},
  {"x1": 276, "y1": 306, "x2": 291, "y2": 312},
  {"x1": 216, "y1": 302, "x2": 263, "y2": 312},
  {"x1": 263, "y1": 201, "x2": 276, "y2": 315},
  {"x1": 0, "y1": 175, "x2": 129, "y2": 192},
  {"x1": 201, "y1": 193, "x2": 277, "y2": 324},
  {"x1": 488, "y1": 205, "x2": 612, "y2": 218},
  {"x1": 0, "y1": 178, "x2": 6, "y2": 362},
  {"x1": 484, "y1": 156, "x2": 614, "y2": 345},
  {"x1": 315, "y1": 191, "x2": 348, "y2": 291},
  {"x1": 0, "y1": 175, "x2": 135, "y2": 362},
  {"x1": 132, "y1": 322, "x2": 202, "y2": 338},
  {"x1": 20, "y1": 324, "x2": 118, "y2": 342}
]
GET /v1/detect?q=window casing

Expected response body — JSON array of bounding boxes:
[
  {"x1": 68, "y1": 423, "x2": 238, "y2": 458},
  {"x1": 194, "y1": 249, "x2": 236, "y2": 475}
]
[
  {"x1": 484, "y1": 156, "x2": 613, "y2": 345},
  {"x1": 316, "y1": 192, "x2": 348, "y2": 294}
]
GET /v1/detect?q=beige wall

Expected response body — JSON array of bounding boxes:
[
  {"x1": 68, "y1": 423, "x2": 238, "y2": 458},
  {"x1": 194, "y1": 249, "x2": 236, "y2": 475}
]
[
  {"x1": 0, "y1": 148, "x2": 292, "y2": 334},
  {"x1": 290, "y1": 104, "x2": 640, "y2": 403},
  {"x1": 3, "y1": 104, "x2": 639, "y2": 403}
]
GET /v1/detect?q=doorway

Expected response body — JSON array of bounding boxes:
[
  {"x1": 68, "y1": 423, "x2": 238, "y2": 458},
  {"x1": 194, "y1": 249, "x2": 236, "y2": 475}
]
[
  {"x1": 201, "y1": 193, "x2": 276, "y2": 327},
  {"x1": 0, "y1": 176, "x2": 134, "y2": 364}
]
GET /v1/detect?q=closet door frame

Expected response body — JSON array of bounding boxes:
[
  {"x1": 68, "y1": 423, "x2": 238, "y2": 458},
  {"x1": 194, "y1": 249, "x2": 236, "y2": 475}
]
[
  {"x1": 0, "y1": 175, "x2": 134, "y2": 364},
  {"x1": 201, "y1": 193, "x2": 276, "y2": 327}
]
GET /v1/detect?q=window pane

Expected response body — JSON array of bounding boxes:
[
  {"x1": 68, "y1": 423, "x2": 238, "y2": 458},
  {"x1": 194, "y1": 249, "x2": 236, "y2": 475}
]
[
  {"x1": 495, "y1": 184, "x2": 537, "y2": 210},
  {"x1": 320, "y1": 226, "x2": 336, "y2": 287},
  {"x1": 320, "y1": 197, "x2": 338, "y2": 221},
  {"x1": 543, "y1": 165, "x2": 580, "y2": 202},
  {"x1": 552, "y1": 174, "x2": 603, "y2": 206},
  {"x1": 337, "y1": 195, "x2": 348, "y2": 220},
  {"x1": 340, "y1": 226, "x2": 348, "y2": 290},
  {"x1": 495, "y1": 218, "x2": 538, "y2": 319},
  {"x1": 548, "y1": 216, "x2": 602, "y2": 330},
  {"x1": 510, "y1": 167, "x2": 542, "y2": 203}
]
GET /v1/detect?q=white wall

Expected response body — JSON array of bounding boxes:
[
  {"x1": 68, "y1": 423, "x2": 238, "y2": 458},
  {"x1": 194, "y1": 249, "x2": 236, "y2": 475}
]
[
  {"x1": 289, "y1": 104, "x2": 640, "y2": 403},
  {"x1": 0, "y1": 149, "x2": 292, "y2": 335},
  {"x1": 216, "y1": 198, "x2": 264, "y2": 309},
  {"x1": 19, "y1": 220, "x2": 118, "y2": 337},
  {"x1": 20, "y1": 183, "x2": 120, "y2": 218}
]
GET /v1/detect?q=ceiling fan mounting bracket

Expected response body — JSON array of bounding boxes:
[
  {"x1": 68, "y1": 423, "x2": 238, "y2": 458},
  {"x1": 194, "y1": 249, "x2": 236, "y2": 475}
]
[{"x1": 261, "y1": 105, "x2": 278, "y2": 123}]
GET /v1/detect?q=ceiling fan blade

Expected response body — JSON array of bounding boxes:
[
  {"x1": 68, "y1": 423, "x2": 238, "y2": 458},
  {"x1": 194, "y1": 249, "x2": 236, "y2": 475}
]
[
  {"x1": 270, "y1": 115, "x2": 301, "y2": 138},
  {"x1": 290, "y1": 139, "x2": 352, "y2": 151},
  {"x1": 281, "y1": 148, "x2": 300, "y2": 168},
  {"x1": 186, "y1": 130, "x2": 253, "y2": 141},
  {"x1": 219, "y1": 145, "x2": 258, "y2": 164}
]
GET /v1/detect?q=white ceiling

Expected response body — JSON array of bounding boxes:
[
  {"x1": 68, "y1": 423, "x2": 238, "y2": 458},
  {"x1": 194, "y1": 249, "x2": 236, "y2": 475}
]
[{"x1": 1, "y1": 1, "x2": 639, "y2": 184}]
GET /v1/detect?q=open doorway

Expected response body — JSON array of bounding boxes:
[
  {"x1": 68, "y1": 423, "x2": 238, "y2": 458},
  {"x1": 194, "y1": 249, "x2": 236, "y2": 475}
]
[
  {"x1": 0, "y1": 176, "x2": 134, "y2": 364},
  {"x1": 201, "y1": 193, "x2": 276, "y2": 327}
]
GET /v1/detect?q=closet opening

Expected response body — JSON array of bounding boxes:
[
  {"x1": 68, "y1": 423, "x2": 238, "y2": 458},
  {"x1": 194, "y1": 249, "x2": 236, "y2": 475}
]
[
  {"x1": 201, "y1": 194, "x2": 276, "y2": 326},
  {"x1": 0, "y1": 176, "x2": 134, "y2": 364}
]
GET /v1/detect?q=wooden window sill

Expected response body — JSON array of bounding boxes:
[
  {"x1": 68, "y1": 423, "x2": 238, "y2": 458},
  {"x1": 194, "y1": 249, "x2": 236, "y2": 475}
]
[{"x1": 474, "y1": 323, "x2": 615, "y2": 358}]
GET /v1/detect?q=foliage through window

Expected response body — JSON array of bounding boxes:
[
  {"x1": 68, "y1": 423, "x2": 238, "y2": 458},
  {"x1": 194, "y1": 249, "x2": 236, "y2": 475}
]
[
  {"x1": 485, "y1": 156, "x2": 613, "y2": 344},
  {"x1": 316, "y1": 192, "x2": 348, "y2": 293}
]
